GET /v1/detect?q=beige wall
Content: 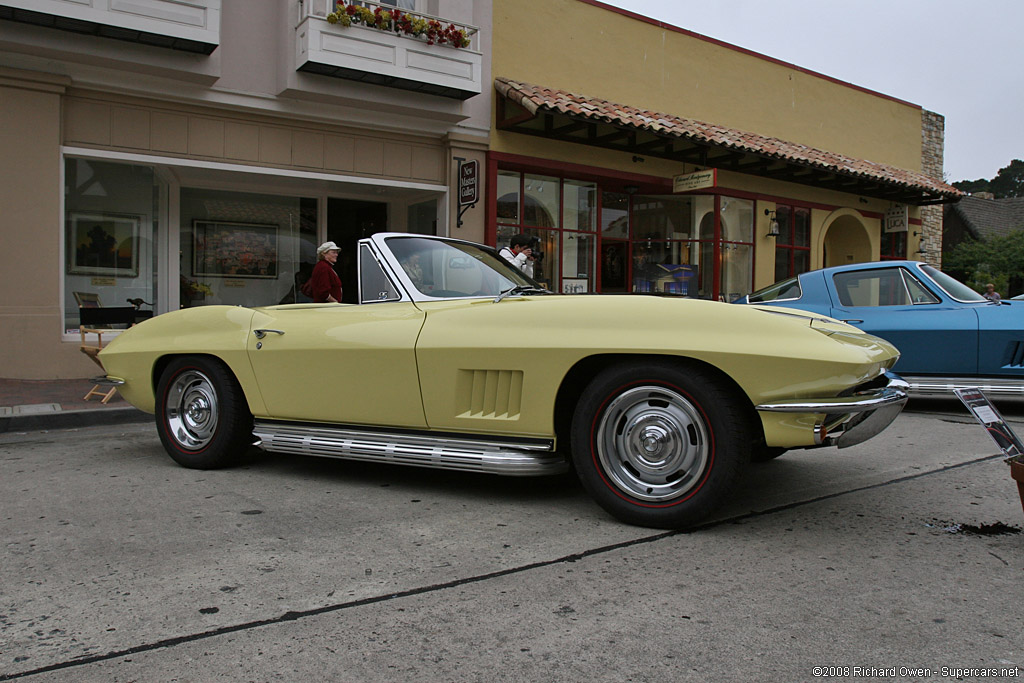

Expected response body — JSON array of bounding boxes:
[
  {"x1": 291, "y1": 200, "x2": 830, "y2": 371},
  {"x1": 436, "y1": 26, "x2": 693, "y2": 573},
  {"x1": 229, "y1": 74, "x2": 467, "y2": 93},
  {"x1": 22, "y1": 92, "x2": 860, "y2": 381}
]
[
  {"x1": 0, "y1": 72, "x2": 85, "y2": 378},
  {"x1": 64, "y1": 92, "x2": 446, "y2": 184},
  {"x1": 492, "y1": 0, "x2": 924, "y2": 173}
]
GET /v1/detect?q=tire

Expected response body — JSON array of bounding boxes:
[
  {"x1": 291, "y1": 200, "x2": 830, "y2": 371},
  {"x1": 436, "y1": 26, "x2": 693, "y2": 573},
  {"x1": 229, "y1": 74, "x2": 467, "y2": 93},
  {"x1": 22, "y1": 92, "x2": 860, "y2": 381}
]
[
  {"x1": 155, "y1": 356, "x2": 254, "y2": 469},
  {"x1": 570, "y1": 361, "x2": 749, "y2": 529}
]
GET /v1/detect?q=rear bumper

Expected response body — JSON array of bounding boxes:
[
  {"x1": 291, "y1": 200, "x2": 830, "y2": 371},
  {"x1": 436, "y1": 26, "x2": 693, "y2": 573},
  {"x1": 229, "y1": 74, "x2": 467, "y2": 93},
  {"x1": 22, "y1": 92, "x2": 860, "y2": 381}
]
[{"x1": 756, "y1": 375, "x2": 909, "y2": 448}]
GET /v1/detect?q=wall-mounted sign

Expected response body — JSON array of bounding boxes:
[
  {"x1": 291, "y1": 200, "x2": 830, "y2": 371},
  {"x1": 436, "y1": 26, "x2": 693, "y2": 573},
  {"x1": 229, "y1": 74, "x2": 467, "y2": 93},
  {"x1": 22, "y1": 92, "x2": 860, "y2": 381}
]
[
  {"x1": 884, "y1": 204, "x2": 908, "y2": 233},
  {"x1": 673, "y1": 169, "x2": 717, "y2": 193},
  {"x1": 459, "y1": 159, "x2": 479, "y2": 206}
]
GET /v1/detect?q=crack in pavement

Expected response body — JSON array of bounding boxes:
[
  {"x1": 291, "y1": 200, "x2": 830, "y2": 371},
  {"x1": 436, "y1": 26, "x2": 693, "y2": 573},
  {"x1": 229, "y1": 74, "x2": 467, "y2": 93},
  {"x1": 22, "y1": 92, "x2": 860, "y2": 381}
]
[{"x1": 0, "y1": 451, "x2": 1006, "y2": 681}]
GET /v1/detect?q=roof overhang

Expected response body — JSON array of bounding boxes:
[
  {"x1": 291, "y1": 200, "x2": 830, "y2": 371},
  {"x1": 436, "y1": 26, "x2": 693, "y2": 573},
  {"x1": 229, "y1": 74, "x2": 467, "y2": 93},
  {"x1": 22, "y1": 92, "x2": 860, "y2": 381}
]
[{"x1": 495, "y1": 77, "x2": 961, "y2": 206}]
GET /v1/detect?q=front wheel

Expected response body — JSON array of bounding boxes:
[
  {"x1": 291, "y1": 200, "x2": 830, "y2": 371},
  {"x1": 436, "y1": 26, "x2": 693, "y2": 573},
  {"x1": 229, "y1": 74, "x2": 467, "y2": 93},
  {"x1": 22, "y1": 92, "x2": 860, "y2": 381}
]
[
  {"x1": 571, "y1": 362, "x2": 749, "y2": 529},
  {"x1": 156, "y1": 356, "x2": 253, "y2": 469}
]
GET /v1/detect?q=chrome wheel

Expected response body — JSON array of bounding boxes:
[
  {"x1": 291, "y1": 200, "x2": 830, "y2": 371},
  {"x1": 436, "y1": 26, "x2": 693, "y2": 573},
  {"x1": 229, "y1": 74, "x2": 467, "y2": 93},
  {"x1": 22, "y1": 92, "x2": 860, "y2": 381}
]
[
  {"x1": 164, "y1": 369, "x2": 219, "y2": 451},
  {"x1": 595, "y1": 385, "x2": 710, "y2": 503}
]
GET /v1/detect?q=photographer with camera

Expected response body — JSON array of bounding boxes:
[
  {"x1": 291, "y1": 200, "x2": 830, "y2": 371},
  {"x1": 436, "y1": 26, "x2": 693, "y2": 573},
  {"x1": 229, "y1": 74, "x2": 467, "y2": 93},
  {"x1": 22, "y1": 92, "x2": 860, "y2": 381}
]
[{"x1": 499, "y1": 234, "x2": 536, "y2": 278}]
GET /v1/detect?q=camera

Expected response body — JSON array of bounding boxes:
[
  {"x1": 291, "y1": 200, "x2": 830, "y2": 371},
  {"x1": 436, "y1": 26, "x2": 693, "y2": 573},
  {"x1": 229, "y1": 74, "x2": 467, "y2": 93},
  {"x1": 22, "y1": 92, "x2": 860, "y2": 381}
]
[{"x1": 528, "y1": 238, "x2": 544, "y2": 263}]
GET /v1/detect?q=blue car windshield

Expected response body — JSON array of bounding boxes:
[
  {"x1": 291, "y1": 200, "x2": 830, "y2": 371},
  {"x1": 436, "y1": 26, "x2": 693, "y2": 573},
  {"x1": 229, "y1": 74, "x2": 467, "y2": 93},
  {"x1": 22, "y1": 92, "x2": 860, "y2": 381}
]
[
  {"x1": 921, "y1": 265, "x2": 986, "y2": 302},
  {"x1": 747, "y1": 277, "x2": 801, "y2": 303}
]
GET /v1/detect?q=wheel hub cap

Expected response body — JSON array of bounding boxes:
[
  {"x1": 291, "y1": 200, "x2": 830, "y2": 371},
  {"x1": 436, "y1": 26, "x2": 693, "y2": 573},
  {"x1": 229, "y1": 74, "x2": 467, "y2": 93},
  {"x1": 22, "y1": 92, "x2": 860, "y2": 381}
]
[
  {"x1": 165, "y1": 369, "x2": 219, "y2": 451},
  {"x1": 596, "y1": 386, "x2": 710, "y2": 503}
]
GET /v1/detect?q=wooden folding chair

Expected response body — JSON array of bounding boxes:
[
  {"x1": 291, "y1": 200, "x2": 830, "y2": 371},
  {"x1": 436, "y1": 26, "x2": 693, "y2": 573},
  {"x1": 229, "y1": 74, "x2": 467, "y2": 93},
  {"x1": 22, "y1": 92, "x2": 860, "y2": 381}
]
[{"x1": 79, "y1": 306, "x2": 140, "y2": 403}]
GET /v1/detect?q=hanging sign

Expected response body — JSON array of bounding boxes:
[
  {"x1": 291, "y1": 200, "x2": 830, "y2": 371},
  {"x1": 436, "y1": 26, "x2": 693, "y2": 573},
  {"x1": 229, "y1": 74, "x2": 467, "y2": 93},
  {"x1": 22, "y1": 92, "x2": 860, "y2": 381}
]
[
  {"x1": 884, "y1": 204, "x2": 908, "y2": 233},
  {"x1": 459, "y1": 160, "x2": 479, "y2": 206},
  {"x1": 673, "y1": 169, "x2": 717, "y2": 193}
]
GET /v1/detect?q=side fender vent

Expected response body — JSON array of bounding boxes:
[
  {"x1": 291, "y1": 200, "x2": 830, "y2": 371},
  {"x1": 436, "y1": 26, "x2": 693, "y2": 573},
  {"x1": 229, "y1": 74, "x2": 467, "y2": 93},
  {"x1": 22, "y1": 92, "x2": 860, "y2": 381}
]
[
  {"x1": 1006, "y1": 342, "x2": 1024, "y2": 368},
  {"x1": 456, "y1": 369, "x2": 524, "y2": 420}
]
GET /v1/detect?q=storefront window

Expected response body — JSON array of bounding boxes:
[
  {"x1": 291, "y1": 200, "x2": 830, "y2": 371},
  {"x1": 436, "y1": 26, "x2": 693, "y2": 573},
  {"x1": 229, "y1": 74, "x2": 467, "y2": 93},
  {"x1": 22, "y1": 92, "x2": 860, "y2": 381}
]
[
  {"x1": 523, "y1": 174, "x2": 559, "y2": 227},
  {"x1": 881, "y1": 229, "x2": 908, "y2": 260},
  {"x1": 179, "y1": 188, "x2": 317, "y2": 308},
  {"x1": 497, "y1": 171, "x2": 520, "y2": 224},
  {"x1": 497, "y1": 172, "x2": 598, "y2": 292},
  {"x1": 720, "y1": 198, "x2": 754, "y2": 301},
  {"x1": 632, "y1": 195, "x2": 705, "y2": 297},
  {"x1": 601, "y1": 192, "x2": 629, "y2": 238},
  {"x1": 774, "y1": 205, "x2": 811, "y2": 282},
  {"x1": 63, "y1": 158, "x2": 161, "y2": 333},
  {"x1": 561, "y1": 231, "x2": 595, "y2": 293},
  {"x1": 562, "y1": 180, "x2": 596, "y2": 231}
]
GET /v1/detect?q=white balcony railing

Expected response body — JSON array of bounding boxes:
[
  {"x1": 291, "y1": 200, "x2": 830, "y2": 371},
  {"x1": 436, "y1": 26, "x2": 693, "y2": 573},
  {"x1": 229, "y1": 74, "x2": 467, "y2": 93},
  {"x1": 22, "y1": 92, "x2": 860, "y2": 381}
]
[
  {"x1": 296, "y1": 0, "x2": 482, "y2": 100},
  {"x1": 0, "y1": 0, "x2": 220, "y2": 54}
]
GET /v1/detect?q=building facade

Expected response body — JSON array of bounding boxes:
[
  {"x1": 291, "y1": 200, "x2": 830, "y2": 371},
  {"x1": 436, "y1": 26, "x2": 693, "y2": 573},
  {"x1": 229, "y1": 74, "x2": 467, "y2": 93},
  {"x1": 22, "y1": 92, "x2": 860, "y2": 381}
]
[
  {"x1": 0, "y1": 0, "x2": 492, "y2": 379},
  {"x1": 1, "y1": 0, "x2": 960, "y2": 381},
  {"x1": 486, "y1": 0, "x2": 958, "y2": 299}
]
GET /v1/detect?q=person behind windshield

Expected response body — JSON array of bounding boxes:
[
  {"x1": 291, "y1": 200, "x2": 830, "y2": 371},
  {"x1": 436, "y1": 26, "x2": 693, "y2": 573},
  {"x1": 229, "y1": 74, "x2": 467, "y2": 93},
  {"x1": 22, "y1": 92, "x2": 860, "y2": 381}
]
[
  {"x1": 499, "y1": 234, "x2": 535, "y2": 277},
  {"x1": 983, "y1": 283, "x2": 1001, "y2": 302}
]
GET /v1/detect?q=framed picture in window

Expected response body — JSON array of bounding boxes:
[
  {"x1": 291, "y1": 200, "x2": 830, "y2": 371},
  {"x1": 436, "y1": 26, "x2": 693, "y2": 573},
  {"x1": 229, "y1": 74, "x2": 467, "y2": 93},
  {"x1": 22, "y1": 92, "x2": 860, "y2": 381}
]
[
  {"x1": 193, "y1": 221, "x2": 278, "y2": 279},
  {"x1": 68, "y1": 212, "x2": 140, "y2": 277}
]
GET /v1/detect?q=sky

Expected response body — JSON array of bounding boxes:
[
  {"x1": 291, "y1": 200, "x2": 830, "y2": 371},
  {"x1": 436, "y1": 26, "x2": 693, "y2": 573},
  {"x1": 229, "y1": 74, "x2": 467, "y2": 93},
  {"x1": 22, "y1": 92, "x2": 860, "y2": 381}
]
[{"x1": 599, "y1": 0, "x2": 1023, "y2": 183}]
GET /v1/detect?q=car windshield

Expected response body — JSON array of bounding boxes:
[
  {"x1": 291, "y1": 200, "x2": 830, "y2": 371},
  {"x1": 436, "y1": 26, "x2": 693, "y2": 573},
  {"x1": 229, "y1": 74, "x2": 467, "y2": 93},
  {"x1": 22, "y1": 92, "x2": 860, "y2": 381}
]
[
  {"x1": 921, "y1": 265, "x2": 987, "y2": 302},
  {"x1": 747, "y1": 277, "x2": 802, "y2": 303},
  {"x1": 386, "y1": 236, "x2": 541, "y2": 298}
]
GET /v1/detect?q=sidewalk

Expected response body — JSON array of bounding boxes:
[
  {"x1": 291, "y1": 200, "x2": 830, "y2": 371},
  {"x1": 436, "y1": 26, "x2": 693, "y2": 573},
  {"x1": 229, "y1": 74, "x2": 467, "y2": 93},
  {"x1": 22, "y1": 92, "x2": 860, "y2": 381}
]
[{"x1": 0, "y1": 378, "x2": 148, "y2": 433}]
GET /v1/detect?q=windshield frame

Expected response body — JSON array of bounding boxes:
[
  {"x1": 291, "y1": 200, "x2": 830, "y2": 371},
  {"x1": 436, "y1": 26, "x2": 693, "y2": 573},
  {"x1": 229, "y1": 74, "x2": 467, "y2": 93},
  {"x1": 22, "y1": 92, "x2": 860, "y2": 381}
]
[
  {"x1": 919, "y1": 264, "x2": 988, "y2": 303},
  {"x1": 370, "y1": 233, "x2": 545, "y2": 303}
]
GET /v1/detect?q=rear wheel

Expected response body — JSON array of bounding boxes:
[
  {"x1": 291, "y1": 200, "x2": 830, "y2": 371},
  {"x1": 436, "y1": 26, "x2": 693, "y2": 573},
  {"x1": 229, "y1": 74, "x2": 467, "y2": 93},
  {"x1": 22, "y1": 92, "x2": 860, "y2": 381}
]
[
  {"x1": 571, "y1": 361, "x2": 749, "y2": 529},
  {"x1": 156, "y1": 356, "x2": 253, "y2": 469}
]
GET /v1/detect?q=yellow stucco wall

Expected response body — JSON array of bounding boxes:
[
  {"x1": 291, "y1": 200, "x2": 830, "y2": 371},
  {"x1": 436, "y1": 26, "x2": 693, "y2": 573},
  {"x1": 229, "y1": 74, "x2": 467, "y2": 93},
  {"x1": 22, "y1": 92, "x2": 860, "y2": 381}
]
[{"x1": 492, "y1": 0, "x2": 924, "y2": 173}]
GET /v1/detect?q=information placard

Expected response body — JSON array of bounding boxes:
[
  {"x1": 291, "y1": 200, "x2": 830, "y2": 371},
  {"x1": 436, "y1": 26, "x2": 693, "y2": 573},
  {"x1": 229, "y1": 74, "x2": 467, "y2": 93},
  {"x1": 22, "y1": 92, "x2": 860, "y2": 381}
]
[{"x1": 955, "y1": 387, "x2": 1024, "y2": 459}]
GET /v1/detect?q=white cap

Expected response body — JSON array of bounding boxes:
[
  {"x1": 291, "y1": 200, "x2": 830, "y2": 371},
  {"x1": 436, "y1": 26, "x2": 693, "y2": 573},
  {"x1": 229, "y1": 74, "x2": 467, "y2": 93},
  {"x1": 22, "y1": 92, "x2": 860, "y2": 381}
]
[{"x1": 317, "y1": 241, "x2": 341, "y2": 255}]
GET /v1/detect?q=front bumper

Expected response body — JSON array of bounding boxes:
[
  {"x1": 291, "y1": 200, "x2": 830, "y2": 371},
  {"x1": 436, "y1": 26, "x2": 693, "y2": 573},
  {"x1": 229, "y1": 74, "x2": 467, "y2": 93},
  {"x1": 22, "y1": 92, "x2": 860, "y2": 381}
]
[{"x1": 756, "y1": 375, "x2": 908, "y2": 448}]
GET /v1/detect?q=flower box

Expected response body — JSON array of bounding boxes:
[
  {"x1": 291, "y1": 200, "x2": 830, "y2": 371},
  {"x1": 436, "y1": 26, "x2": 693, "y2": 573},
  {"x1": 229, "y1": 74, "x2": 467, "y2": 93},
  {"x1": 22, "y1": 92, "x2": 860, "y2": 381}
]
[{"x1": 295, "y1": 1, "x2": 481, "y2": 100}]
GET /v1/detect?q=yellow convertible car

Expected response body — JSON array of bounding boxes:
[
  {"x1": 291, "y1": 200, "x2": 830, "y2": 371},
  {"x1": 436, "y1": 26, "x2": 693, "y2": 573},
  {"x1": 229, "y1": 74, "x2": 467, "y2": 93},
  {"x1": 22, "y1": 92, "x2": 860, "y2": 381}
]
[{"x1": 97, "y1": 233, "x2": 908, "y2": 529}]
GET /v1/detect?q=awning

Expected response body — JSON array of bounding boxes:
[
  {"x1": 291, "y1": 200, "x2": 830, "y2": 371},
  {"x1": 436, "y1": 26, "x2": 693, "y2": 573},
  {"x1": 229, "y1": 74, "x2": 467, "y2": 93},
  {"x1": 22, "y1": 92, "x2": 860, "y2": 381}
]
[{"x1": 495, "y1": 77, "x2": 961, "y2": 206}]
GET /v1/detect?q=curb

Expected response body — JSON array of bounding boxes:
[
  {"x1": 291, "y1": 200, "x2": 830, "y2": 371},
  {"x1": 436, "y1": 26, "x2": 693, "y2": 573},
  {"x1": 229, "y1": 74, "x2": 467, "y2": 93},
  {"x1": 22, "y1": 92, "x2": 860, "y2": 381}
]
[{"x1": 0, "y1": 406, "x2": 150, "y2": 434}]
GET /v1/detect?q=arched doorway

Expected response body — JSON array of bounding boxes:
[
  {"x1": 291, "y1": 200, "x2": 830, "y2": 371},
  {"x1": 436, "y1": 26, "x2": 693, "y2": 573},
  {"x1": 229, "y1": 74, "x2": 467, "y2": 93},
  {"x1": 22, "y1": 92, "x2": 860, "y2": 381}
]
[{"x1": 821, "y1": 211, "x2": 872, "y2": 268}]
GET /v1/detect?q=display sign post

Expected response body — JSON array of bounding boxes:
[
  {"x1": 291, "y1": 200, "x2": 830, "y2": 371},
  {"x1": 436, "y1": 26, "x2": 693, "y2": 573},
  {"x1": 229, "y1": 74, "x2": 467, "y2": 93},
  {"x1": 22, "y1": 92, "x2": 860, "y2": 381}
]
[{"x1": 955, "y1": 387, "x2": 1024, "y2": 459}]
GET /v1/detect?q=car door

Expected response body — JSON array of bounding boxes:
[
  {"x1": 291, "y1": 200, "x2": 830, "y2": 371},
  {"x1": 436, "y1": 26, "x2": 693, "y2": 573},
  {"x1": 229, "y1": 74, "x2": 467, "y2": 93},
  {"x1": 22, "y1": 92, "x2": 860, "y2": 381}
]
[
  {"x1": 826, "y1": 265, "x2": 979, "y2": 376},
  {"x1": 246, "y1": 244, "x2": 427, "y2": 428},
  {"x1": 974, "y1": 303, "x2": 1024, "y2": 379}
]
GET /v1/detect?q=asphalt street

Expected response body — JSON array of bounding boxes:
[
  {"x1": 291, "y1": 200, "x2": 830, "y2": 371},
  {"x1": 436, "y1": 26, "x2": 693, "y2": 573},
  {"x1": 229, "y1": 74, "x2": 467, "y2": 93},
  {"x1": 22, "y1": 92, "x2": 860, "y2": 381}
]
[{"x1": 1, "y1": 401, "x2": 1022, "y2": 682}]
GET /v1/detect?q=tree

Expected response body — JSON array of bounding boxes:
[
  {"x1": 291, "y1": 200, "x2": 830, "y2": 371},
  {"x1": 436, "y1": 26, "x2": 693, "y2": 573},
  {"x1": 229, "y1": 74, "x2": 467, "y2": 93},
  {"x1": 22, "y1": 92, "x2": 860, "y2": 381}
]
[
  {"x1": 952, "y1": 178, "x2": 990, "y2": 194},
  {"x1": 951, "y1": 159, "x2": 1024, "y2": 198},
  {"x1": 989, "y1": 159, "x2": 1024, "y2": 198},
  {"x1": 944, "y1": 230, "x2": 1024, "y2": 296}
]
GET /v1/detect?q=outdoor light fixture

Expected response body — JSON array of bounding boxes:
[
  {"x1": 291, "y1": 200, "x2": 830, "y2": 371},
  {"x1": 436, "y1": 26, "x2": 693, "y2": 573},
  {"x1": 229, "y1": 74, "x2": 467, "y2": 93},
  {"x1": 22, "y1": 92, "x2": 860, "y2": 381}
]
[{"x1": 765, "y1": 209, "x2": 780, "y2": 237}]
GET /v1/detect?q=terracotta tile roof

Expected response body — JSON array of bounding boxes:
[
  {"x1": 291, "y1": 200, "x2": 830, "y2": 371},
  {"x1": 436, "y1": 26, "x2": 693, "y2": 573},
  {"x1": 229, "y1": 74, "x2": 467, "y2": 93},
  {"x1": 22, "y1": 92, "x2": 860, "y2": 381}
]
[{"x1": 495, "y1": 77, "x2": 961, "y2": 204}]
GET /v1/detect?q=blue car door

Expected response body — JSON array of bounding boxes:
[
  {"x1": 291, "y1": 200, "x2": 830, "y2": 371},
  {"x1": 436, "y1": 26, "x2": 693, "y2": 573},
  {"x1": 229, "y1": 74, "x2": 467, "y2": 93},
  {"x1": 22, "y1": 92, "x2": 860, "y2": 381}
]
[
  {"x1": 974, "y1": 303, "x2": 1024, "y2": 378},
  {"x1": 826, "y1": 265, "x2": 979, "y2": 376}
]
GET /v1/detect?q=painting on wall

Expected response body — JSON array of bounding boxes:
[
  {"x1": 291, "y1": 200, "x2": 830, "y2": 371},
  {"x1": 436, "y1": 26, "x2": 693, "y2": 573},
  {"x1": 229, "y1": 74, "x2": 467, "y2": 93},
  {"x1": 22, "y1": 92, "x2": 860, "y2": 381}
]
[
  {"x1": 68, "y1": 212, "x2": 140, "y2": 277},
  {"x1": 193, "y1": 221, "x2": 278, "y2": 279}
]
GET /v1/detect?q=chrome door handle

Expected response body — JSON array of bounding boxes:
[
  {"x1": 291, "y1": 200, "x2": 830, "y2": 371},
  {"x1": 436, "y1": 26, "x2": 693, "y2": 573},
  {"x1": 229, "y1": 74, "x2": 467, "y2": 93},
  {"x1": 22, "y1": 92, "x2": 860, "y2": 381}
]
[
  {"x1": 253, "y1": 329, "x2": 285, "y2": 339},
  {"x1": 841, "y1": 319, "x2": 863, "y2": 324}
]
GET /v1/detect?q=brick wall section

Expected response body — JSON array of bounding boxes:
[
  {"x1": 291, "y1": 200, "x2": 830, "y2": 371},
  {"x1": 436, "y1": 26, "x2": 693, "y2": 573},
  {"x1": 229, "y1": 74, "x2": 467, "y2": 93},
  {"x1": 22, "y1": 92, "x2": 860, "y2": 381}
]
[{"x1": 921, "y1": 110, "x2": 945, "y2": 268}]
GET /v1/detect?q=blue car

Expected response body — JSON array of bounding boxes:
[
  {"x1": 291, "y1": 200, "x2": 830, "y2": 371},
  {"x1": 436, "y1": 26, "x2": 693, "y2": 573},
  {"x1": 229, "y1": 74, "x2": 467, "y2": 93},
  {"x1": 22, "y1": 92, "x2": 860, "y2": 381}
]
[{"x1": 735, "y1": 261, "x2": 1024, "y2": 396}]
